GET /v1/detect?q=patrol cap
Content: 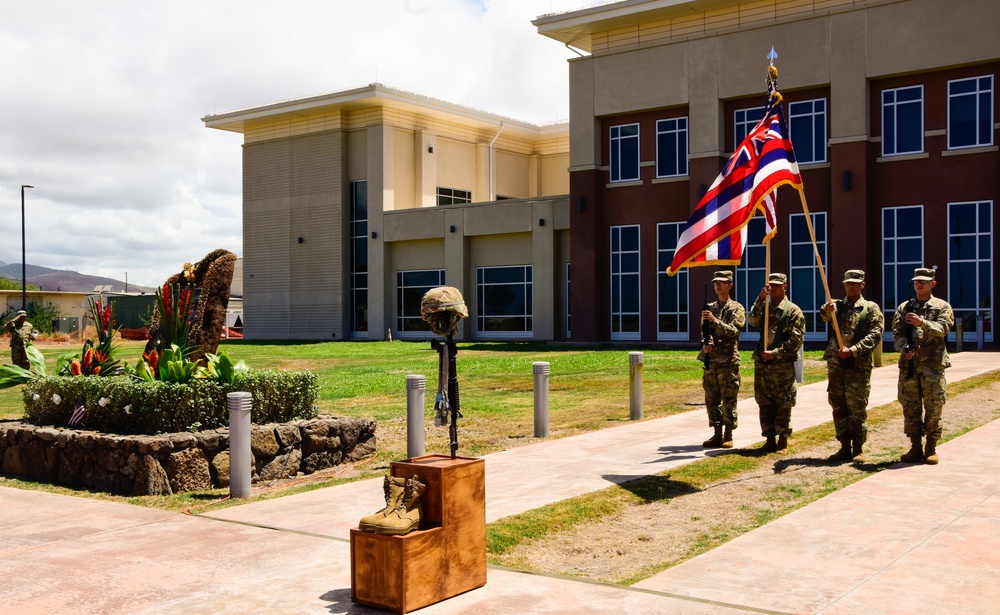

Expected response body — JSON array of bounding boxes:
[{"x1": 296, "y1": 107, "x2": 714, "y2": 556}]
[
  {"x1": 16, "y1": 310, "x2": 27, "y2": 316},
  {"x1": 843, "y1": 269, "x2": 865, "y2": 283},
  {"x1": 767, "y1": 273, "x2": 787, "y2": 285},
  {"x1": 912, "y1": 267, "x2": 936, "y2": 281},
  {"x1": 712, "y1": 271, "x2": 734, "y2": 283}
]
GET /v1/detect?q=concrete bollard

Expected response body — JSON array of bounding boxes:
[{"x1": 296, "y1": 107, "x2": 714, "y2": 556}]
[
  {"x1": 794, "y1": 345, "x2": 804, "y2": 384},
  {"x1": 977, "y1": 313, "x2": 985, "y2": 350},
  {"x1": 955, "y1": 320, "x2": 963, "y2": 353},
  {"x1": 227, "y1": 391, "x2": 253, "y2": 498},
  {"x1": 533, "y1": 362, "x2": 550, "y2": 437},
  {"x1": 406, "y1": 375, "x2": 426, "y2": 459},
  {"x1": 629, "y1": 352, "x2": 643, "y2": 421}
]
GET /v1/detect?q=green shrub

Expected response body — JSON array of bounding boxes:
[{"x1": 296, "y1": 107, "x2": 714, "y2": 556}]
[{"x1": 22, "y1": 370, "x2": 318, "y2": 435}]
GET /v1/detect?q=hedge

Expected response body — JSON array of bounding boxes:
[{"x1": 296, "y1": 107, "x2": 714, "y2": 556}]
[{"x1": 21, "y1": 370, "x2": 319, "y2": 435}]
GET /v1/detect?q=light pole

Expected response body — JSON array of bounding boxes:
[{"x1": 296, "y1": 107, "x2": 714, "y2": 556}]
[{"x1": 20, "y1": 185, "x2": 33, "y2": 311}]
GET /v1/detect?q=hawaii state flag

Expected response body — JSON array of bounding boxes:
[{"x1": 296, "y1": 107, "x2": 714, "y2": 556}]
[
  {"x1": 69, "y1": 397, "x2": 87, "y2": 427},
  {"x1": 667, "y1": 104, "x2": 801, "y2": 275}
]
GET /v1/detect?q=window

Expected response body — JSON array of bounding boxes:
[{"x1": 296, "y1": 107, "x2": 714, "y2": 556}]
[
  {"x1": 734, "y1": 217, "x2": 768, "y2": 342},
  {"x1": 948, "y1": 75, "x2": 994, "y2": 149},
  {"x1": 789, "y1": 212, "x2": 827, "y2": 341},
  {"x1": 882, "y1": 85, "x2": 924, "y2": 156},
  {"x1": 396, "y1": 270, "x2": 445, "y2": 335},
  {"x1": 948, "y1": 201, "x2": 993, "y2": 342},
  {"x1": 610, "y1": 225, "x2": 640, "y2": 340},
  {"x1": 735, "y1": 106, "x2": 766, "y2": 147},
  {"x1": 610, "y1": 123, "x2": 639, "y2": 182},
  {"x1": 655, "y1": 117, "x2": 688, "y2": 177},
  {"x1": 350, "y1": 180, "x2": 368, "y2": 336},
  {"x1": 788, "y1": 99, "x2": 827, "y2": 164},
  {"x1": 476, "y1": 266, "x2": 532, "y2": 337},
  {"x1": 882, "y1": 205, "x2": 924, "y2": 335},
  {"x1": 437, "y1": 187, "x2": 472, "y2": 206},
  {"x1": 657, "y1": 223, "x2": 688, "y2": 340}
]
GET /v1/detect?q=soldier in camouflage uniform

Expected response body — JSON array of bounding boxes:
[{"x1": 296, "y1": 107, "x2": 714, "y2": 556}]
[
  {"x1": 4, "y1": 310, "x2": 34, "y2": 370},
  {"x1": 892, "y1": 267, "x2": 954, "y2": 465},
  {"x1": 748, "y1": 273, "x2": 805, "y2": 452},
  {"x1": 698, "y1": 271, "x2": 746, "y2": 449},
  {"x1": 820, "y1": 270, "x2": 884, "y2": 461}
]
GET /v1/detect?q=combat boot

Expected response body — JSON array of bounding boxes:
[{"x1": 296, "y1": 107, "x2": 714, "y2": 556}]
[
  {"x1": 721, "y1": 426, "x2": 734, "y2": 449},
  {"x1": 358, "y1": 475, "x2": 407, "y2": 532},
  {"x1": 373, "y1": 474, "x2": 426, "y2": 535},
  {"x1": 762, "y1": 436, "x2": 777, "y2": 453},
  {"x1": 776, "y1": 434, "x2": 788, "y2": 451},
  {"x1": 924, "y1": 438, "x2": 939, "y2": 465},
  {"x1": 703, "y1": 425, "x2": 723, "y2": 448},
  {"x1": 900, "y1": 436, "x2": 923, "y2": 463},
  {"x1": 830, "y1": 439, "x2": 852, "y2": 462},
  {"x1": 851, "y1": 438, "x2": 863, "y2": 458}
]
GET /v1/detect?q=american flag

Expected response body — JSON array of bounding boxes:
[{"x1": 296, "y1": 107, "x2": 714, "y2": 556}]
[
  {"x1": 666, "y1": 104, "x2": 799, "y2": 275},
  {"x1": 69, "y1": 398, "x2": 87, "y2": 427}
]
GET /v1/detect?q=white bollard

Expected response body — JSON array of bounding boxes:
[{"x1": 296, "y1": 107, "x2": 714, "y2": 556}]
[
  {"x1": 406, "y1": 375, "x2": 426, "y2": 459},
  {"x1": 227, "y1": 391, "x2": 253, "y2": 498},
  {"x1": 533, "y1": 362, "x2": 550, "y2": 437},
  {"x1": 794, "y1": 345, "x2": 804, "y2": 384},
  {"x1": 977, "y1": 313, "x2": 985, "y2": 350},
  {"x1": 629, "y1": 352, "x2": 643, "y2": 421}
]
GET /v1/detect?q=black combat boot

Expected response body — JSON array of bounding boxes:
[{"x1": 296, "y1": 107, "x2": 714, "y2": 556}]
[
  {"x1": 924, "y1": 438, "x2": 939, "y2": 465},
  {"x1": 830, "y1": 438, "x2": 853, "y2": 462},
  {"x1": 721, "y1": 426, "x2": 734, "y2": 449},
  {"x1": 703, "y1": 424, "x2": 723, "y2": 448},
  {"x1": 776, "y1": 434, "x2": 788, "y2": 451},
  {"x1": 900, "y1": 436, "x2": 923, "y2": 463},
  {"x1": 762, "y1": 436, "x2": 777, "y2": 453},
  {"x1": 851, "y1": 438, "x2": 863, "y2": 458}
]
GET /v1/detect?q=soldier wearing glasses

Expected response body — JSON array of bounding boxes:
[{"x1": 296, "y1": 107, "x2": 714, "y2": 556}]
[{"x1": 892, "y1": 267, "x2": 954, "y2": 465}]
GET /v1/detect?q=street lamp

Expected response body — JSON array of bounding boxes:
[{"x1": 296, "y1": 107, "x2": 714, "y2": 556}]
[{"x1": 20, "y1": 184, "x2": 33, "y2": 311}]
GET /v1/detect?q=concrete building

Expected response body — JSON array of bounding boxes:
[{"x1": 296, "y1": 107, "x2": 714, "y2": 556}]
[
  {"x1": 204, "y1": 85, "x2": 570, "y2": 341},
  {"x1": 535, "y1": 0, "x2": 997, "y2": 345}
]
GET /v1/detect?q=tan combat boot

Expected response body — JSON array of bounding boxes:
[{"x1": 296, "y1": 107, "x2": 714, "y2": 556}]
[
  {"x1": 900, "y1": 436, "x2": 923, "y2": 463},
  {"x1": 830, "y1": 438, "x2": 852, "y2": 462},
  {"x1": 924, "y1": 438, "x2": 939, "y2": 465},
  {"x1": 721, "y1": 426, "x2": 734, "y2": 449},
  {"x1": 358, "y1": 475, "x2": 408, "y2": 532},
  {"x1": 703, "y1": 425, "x2": 723, "y2": 448},
  {"x1": 373, "y1": 474, "x2": 426, "y2": 535}
]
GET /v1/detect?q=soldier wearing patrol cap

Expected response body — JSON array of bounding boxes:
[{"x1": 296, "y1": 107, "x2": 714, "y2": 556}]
[
  {"x1": 748, "y1": 272, "x2": 805, "y2": 452},
  {"x1": 4, "y1": 309, "x2": 35, "y2": 369},
  {"x1": 892, "y1": 267, "x2": 954, "y2": 465},
  {"x1": 699, "y1": 271, "x2": 746, "y2": 448},
  {"x1": 820, "y1": 269, "x2": 884, "y2": 461}
]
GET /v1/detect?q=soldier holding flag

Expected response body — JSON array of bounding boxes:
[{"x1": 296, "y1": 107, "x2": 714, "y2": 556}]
[{"x1": 699, "y1": 271, "x2": 745, "y2": 448}]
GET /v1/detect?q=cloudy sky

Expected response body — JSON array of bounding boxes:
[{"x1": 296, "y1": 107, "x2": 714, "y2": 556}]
[{"x1": 1, "y1": 0, "x2": 592, "y2": 288}]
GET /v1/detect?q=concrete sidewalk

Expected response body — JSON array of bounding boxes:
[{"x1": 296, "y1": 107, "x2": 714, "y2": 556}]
[{"x1": 1, "y1": 351, "x2": 998, "y2": 614}]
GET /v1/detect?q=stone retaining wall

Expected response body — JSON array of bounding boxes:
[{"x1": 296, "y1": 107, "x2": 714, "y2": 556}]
[{"x1": 0, "y1": 415, "x2": 376, "y2": 496}]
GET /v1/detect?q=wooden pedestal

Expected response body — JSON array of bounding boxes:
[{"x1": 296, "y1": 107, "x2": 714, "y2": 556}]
[{"x1": 350, "y1": 455, "x2": 486, "y2": 614}]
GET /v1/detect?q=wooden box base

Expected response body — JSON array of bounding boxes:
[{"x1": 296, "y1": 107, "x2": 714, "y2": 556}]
[{"x1": 350, "y1": 455, "x2": 486, "y2": 614}]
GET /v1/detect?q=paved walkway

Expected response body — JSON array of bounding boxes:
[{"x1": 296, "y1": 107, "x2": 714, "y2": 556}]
[{"x1": 1, "y1": 351, "x2": 998, "y2": 614}]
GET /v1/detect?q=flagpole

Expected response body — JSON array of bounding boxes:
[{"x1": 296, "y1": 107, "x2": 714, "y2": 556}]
[
  {"x1": 796, "y1": 187, "x2": 844, "y2": 348},
  {"x1": 764, "y1": 240, "x2": 771, "y2": 348}
]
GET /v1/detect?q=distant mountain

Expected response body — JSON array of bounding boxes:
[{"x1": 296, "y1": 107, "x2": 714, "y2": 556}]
[{"x1": 0, "y1": 263, "x2": 154, "y2": 293}]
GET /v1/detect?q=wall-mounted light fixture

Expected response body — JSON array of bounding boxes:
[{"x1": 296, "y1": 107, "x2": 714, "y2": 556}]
[
  {"x1": 842, "y1": 171, "x2": 852, "y2": 192},
  {"x1": 699, "y1": 184, "x2": 708, "y2": 197},
  {"x1": 449, "y1": 225, "x2": 456, "y2": 233},
  {"x1": 428, "y1": 146, "x2": 434, "y2": 153},
  {"x1": 371, "y1": 231, "x2": 377, "y2": 239},
  {"x1": 297, "y1": 237, "x2": 304, "y2": 244},
  {"x1": 539, "y1": 218, "x2": 545, "y2": 227}
]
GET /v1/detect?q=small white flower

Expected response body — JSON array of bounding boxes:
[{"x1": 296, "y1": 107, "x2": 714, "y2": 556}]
[
  {"x1": 51, "y1": 394, "x2": 62, "y2": 405},
  {"x1": 32, "y1": 394, "x2": 40, "y2": 401},
  {"x1": 98, "y1": 397, "x2": 110, "y2": 407},
  {"x1": 123, "y1": 405, "x2": 132, "y2": 415}
]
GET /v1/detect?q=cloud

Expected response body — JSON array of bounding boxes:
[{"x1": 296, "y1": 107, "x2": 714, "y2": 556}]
[{"x1": 0, "y1": 0, "x2": 583, "y2": 287}]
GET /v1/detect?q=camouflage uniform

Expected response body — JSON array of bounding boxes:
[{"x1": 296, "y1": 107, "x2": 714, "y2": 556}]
[
  {"x1": 698, "y1": 297, "x2": 746, "y2": 430},
  {"x1": 892, "y1": 295, "x2": 953, "y2": 442},
  {"x1": 748, "y1": 284, "x2": 805, "y2": 440},
  {"x1": 820, "y1": 293, "x2": 884, "y2": 450},
  {"x1": 4, "y1": 314, "x2": 34, "y2": 370}
]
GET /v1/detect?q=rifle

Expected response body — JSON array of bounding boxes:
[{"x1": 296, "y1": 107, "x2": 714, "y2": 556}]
[
  {"x1": 701, "y1": 283, "x2": 711, "y2": 369},
  {"x1": 904, "y1": 293, "x2": 916, "y2": 379}
]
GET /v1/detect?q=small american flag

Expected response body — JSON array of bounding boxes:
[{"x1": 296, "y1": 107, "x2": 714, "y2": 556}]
[{"x1": 69, "y1": 398, "x2": 87, "y2": 427}]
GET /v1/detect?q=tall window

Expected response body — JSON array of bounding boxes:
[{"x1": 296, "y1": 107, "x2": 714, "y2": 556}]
[
  {"x1": 476, "y1": 266, "x2": 532, "y2": 337},
  {"x1": 948, "y1": 201, "x2": 993, "y2": 342},
  {"x1": 735, "y1": 106, "x2": 766, "y2": 146},
  {"x1": 734, "y1": 217, "x2": 768, "y2": 342},
  {"x1": 437, "y1": 187, "x2": 472, "y2": 205},
  {"x1": 882, "y1": 85, "x2": 924, "y2": 156},
  {"x1": 655, "y1": 117, "x2": 688, "y2": 177},
  {"x1": 396, "y1": 270, "x2": 445, "y2": 335},
  {"x1": 788, "y1": 99, "x2": 827, "y2": 164},
  {"x1": 789, "y1": 212, "x2": 827, "y2": 341},
  {"x1": 657, "y1": 222, "x2": 689, "y2": 340},
  {"x1": 610, "y1": 225, "x2": 640, "y2": 340},
  {"x1": 882, "y1": 205, "x2": 924, "y2": 334},
  {"x1": 948, "y1": 75, "x2": 994, "y2": 149},
  {"x1": 610, "y1": 123, "x2": 640, "y2": 182},
  {"x1": 349, "y1": 180, "x2": 368, "y2": 336}
]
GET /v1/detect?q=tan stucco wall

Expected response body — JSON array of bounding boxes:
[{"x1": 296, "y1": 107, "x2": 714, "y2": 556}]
[{"x1": 1, "y1": 292, "x2": 89, "y2": 326}]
